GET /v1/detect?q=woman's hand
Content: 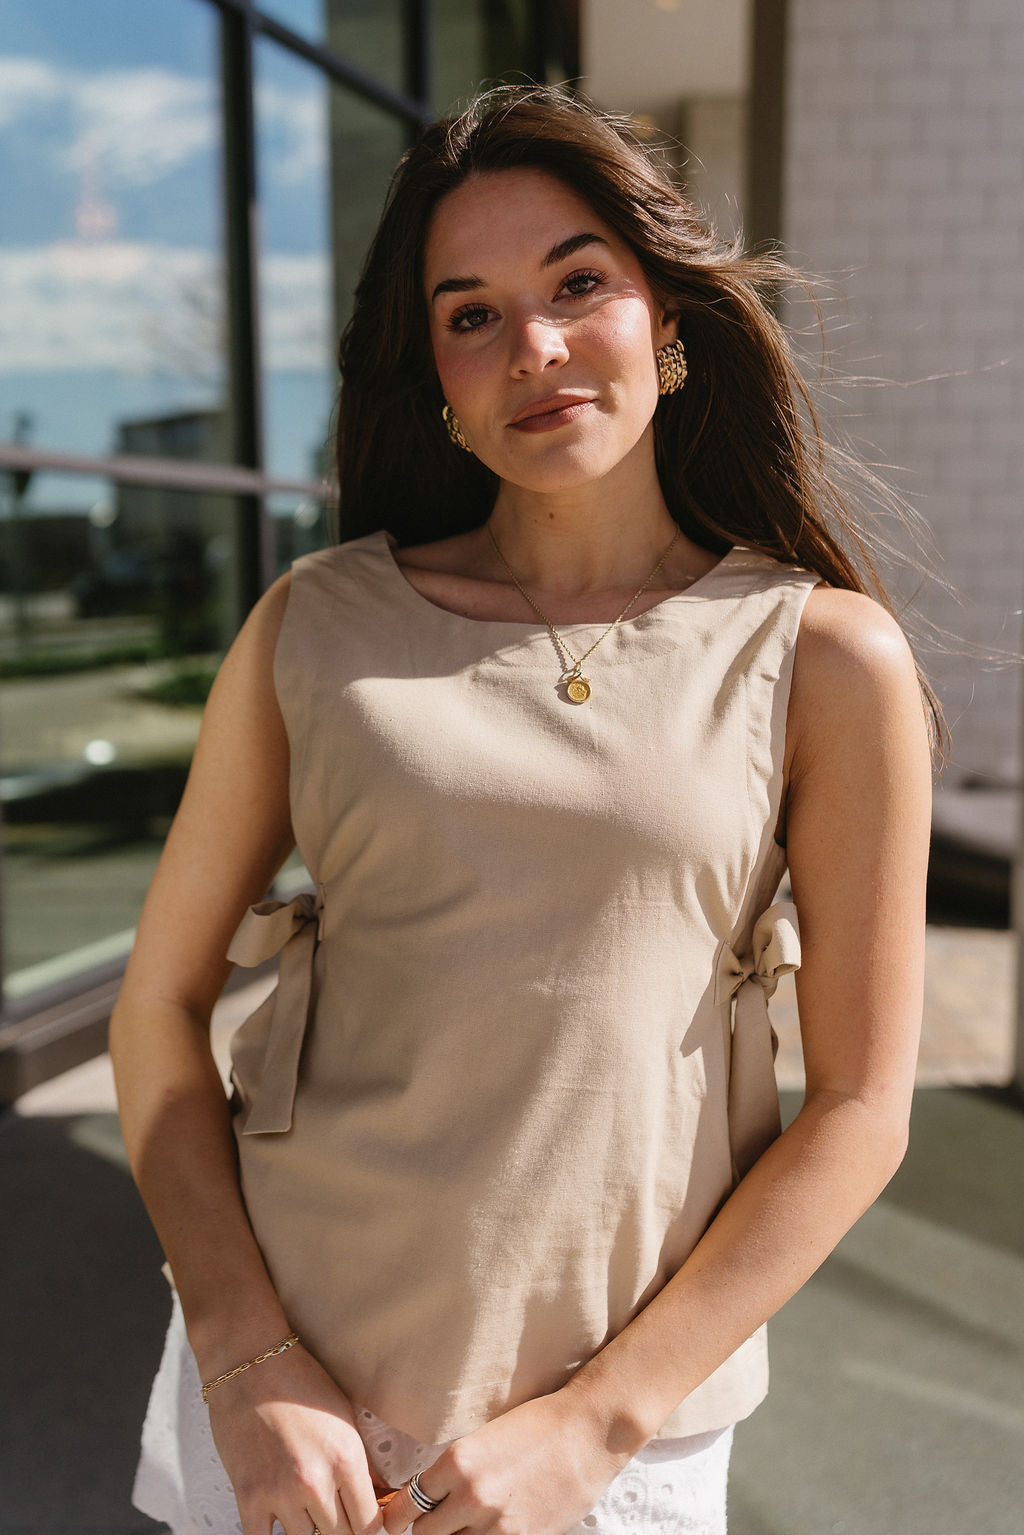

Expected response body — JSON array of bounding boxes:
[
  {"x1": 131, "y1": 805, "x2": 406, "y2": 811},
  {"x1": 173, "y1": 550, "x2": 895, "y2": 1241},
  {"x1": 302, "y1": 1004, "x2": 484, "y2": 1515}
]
[
  {"x1": 382, "y1": 1392, "x2": 630, "y2": 1535},
  {"x1": 207, "y1": 1342, "x2": 385, "y2": 1535}
]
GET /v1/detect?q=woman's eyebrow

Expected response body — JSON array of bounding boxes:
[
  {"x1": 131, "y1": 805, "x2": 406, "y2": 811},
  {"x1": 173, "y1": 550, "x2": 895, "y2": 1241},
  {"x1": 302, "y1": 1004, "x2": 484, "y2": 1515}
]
[
  {"x1": 542, "y1": 231, "x2": 609, "y2": 268},
  {"x1": 430, "y1": 232, "x2": 610, "y2": 304},
  {"x1": 431, "y1": 273, "x2": 485, "y2": 302}
]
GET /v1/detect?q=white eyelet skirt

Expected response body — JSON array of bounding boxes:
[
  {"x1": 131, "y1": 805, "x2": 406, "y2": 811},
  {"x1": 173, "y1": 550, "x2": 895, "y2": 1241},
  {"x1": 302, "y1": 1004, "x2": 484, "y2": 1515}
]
[{"x1": 133, "y1": 1295, "x2": 733, "y2": 1535}]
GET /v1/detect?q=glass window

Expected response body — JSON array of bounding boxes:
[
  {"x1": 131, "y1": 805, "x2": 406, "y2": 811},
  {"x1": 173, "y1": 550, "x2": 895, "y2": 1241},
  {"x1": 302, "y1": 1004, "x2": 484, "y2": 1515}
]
[
  {"x1": 325, "y1": 0, "x2": 407, "y2": 94},
  {"x1": 433, "y1": 0, "x2": 533, "y2": 115},
  {"x1": 0, "y1": 470, "x2": 242, "y2": 999},
  {"x1": 262, "y1": 2, "x2": 410, "y2": 96},
  {"x1": 1, "y1": 0, "x2": 579, "y2": 1023},
  {"x1": 256, "y1": 39, "x2": 404, "y2": 483},
  {"x1": 0, "y1": 0, "x2": 229, "y2": 467},
  {"x1": 255, "y1": 40, "x2": 336, "y2": 484},
  {"x1": 258, "y1": 1, "x2": 326, "y2": 49},
  {"x1": 328, "y1": 88, "x2": 407, "y2": 335},
  {"x1": 268, "y1": 489, "x2": 332, "y2": 578}
]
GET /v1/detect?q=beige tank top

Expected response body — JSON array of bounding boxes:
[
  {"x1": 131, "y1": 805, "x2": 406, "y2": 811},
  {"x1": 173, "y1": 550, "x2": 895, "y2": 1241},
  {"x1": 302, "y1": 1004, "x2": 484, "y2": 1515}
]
[{"x1": 227, "y1": 529, "x2": 818, "y2": 1443}]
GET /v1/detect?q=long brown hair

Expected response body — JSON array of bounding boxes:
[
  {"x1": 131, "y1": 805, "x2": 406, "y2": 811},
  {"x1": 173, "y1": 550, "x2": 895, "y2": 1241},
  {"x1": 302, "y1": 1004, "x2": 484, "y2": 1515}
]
[{"x1": 336, "y1": 84, "x2": 946, "y2": 751}]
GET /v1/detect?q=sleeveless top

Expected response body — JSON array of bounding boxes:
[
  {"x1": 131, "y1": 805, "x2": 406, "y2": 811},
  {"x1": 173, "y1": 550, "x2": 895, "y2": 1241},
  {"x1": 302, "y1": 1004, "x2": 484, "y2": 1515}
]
[{"x1": 226, "y1": 529, "x2": 818, "y2": 1445}]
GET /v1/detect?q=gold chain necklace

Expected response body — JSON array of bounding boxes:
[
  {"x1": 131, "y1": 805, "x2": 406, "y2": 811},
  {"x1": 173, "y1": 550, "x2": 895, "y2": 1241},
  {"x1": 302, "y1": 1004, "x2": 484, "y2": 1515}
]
[{"x1": 486, "y1": 522, "x2": 681, "y2": 703}]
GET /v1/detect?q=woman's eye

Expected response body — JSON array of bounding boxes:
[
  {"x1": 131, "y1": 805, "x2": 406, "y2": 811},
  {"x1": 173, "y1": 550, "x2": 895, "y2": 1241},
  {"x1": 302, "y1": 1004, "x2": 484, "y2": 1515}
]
[
  {"x1": 448, "y1": 304, "x2": 491, "y2": 332},
  {"x1": 560, "y1": 268, "x2": 606, "y2": 299}
]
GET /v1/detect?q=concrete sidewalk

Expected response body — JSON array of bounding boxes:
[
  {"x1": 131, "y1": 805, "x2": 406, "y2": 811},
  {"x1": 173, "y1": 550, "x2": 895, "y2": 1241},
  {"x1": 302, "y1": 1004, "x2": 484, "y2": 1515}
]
[
  {"x1": 730, "y1": 1084, "x2": 1024, "y2": 1534},
  {"x1": 1, "y1": 926, "x2": 1021, "y2": 1535}
]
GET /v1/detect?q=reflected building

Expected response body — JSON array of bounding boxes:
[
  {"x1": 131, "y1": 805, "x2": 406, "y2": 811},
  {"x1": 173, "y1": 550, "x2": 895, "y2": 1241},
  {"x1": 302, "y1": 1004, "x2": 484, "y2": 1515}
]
[{"x1": 114, "y1": 409, "x2": 234, "y2": 654}]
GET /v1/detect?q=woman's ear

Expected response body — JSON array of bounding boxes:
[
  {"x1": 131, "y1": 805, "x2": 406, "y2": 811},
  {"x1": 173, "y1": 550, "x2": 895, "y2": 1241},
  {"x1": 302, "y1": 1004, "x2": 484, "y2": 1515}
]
[{"x1": 656, "y1": 308, "x2": 679, "y2": 349}]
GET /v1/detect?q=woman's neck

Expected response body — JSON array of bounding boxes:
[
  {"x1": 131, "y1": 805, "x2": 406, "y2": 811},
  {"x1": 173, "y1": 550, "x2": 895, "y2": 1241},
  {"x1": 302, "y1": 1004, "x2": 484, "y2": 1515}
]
[{"x1": 487, "y1": 455, "x2": 679, "y2": 601}]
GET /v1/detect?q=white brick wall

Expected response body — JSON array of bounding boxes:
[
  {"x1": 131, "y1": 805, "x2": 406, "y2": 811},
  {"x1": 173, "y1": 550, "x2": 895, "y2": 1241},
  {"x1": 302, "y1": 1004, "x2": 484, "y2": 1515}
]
[{"x1": 783, "y1": 0, "x2": 1024, "y2": 781}]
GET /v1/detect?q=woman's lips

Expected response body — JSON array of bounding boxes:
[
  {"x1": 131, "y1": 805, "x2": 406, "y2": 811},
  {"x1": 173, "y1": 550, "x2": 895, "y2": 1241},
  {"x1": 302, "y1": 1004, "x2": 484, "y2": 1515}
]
[{"x1": 508, "y1": 398, "x2": 596, "y2": 433}]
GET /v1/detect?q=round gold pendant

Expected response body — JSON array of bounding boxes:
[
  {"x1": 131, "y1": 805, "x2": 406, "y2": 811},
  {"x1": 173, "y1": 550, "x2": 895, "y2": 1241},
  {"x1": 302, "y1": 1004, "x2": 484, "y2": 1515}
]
[{"x1": 566, "y1": 676, "x2": 591, "y2": 703}]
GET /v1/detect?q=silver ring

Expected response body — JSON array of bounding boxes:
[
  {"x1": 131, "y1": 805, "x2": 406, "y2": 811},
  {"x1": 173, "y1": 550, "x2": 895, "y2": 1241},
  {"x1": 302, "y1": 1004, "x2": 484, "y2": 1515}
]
[{"x1": 408, "y1": 1472, "x2": 442, "y2": 1513}]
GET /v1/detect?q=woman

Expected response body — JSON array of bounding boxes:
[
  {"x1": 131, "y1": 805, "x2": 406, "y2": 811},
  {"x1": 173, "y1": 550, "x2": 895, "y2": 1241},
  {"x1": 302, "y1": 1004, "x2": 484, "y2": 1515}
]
[{"x1": 112, "y1": 85, "x2": 935, "y2": 1535}]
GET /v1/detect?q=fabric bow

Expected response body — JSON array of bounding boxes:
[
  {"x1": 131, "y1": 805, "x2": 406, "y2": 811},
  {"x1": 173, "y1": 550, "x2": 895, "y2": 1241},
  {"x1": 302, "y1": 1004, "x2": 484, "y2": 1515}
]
[
  {"x1": 714, "y1": 900, "x2": 801, "y2": 1182},
  {"x1": 227, "y1": 887, "x2": 325, "y2": 1135}
]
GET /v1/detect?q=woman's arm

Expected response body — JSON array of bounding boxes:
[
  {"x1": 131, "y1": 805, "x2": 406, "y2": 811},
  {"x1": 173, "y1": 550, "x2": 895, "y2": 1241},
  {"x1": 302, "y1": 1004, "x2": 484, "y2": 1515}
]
[
  {"x1": 565, "y1": 587, "x2": 932, "y2": 1439},
  {"x1": 383, "y1": 586, "x2": 933, "y2": 1535},
  {"x1": 110, "y1": 575, "x2": 382, "y2": 1535},
  {"x1": 112, "y1": 576, "x2": 295, "y2": 1366}
]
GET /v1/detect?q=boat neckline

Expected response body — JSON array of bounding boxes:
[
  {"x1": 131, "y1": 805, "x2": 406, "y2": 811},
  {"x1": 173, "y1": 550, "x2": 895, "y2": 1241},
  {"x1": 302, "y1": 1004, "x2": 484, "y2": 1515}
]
[{"x1": 377, "y1": 529, "x2": 742, "y2": 633}]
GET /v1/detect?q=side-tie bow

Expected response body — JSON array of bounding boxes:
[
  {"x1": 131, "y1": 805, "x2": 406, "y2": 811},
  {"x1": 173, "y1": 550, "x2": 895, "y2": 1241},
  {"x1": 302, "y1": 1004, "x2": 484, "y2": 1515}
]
[
  {"x1": 227, "y1": 887, "x2": 325, "y2": 1135},
  {"x1": 714, "y1": 900, "x2": 801, "y2": 1182}
]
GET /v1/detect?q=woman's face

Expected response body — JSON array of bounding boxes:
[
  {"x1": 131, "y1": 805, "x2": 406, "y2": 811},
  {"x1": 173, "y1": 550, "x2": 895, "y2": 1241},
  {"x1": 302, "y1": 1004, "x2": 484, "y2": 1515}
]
[{"x1": 423, "y1": 168, "x2": 675, "y2": 495}]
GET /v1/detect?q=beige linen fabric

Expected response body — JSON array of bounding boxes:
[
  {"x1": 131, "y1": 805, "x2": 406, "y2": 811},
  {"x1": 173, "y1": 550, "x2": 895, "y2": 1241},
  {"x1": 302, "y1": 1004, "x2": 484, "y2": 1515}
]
[{"x1": 227, "y1": 530, "x2": 818, "y2": 1444}]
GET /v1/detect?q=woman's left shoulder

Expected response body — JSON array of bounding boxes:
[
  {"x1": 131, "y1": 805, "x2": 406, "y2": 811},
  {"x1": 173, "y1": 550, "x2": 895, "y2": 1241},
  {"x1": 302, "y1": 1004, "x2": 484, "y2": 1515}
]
[
  {"x1": 786, "y1": 585, "x2": 929, "y2": 775},
  {"x1": 795, "y1": 584, "x2": 919, "y2": 696}
]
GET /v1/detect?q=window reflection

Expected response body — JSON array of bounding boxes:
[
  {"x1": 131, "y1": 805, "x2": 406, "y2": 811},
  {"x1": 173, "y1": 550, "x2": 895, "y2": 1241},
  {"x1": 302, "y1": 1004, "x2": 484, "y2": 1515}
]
[
  {"x1": 0, "y1": 472, "x2": 239, "y2": 995},
  {"x1": 433, "y1": 0, "x2": 533, "y2": 113},
  {"x1": 261, "y1": 0, "x2": 410, "y2": 98},
  {"x1": 260, "y1": 0, "x2": 326, "y2": 48},
  {"x1": 268, "y1": 491, "x2": 332, "y2": 579},
  {"x1": 255, "y1": 41, "x2": 337, "y2": 484},
  {"x1": 0, "y1": 0, "x2": 227, "y2": 465},
  {"x1": 325, "y1": 0, "x2": 407, "y2": 93},
  {"x1": 256, "y1": 42, "x2": 404, "y2": 484},
  {"x1": 0, "y1": 0, "x2": 580, "y2": 1019},
  {"x1": 329, "y1": 88, "x2": 408, "y2": 337}
]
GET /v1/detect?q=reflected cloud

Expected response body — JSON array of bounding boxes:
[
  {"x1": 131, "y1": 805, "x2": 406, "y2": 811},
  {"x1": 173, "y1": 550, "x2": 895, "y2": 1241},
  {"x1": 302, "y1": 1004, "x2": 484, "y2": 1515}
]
[
  {"x1": 0, "y1": 54, "x2": 216, "y2": 185},
  {"x1": 256, "y1": 79, "x2": 328, "y2": 187},
  {"x1": 0, "y1": 56, "x2": 63, "y2": 127},
  {"x1": 69, "y1": 69, "x2": 217, "y2": 187},
  {"x1": 0, "y1": 53, "x2": 325, "y2": 191},
  {"x1": 0, "y1": 244, "x2": 330, "y2": 372}
]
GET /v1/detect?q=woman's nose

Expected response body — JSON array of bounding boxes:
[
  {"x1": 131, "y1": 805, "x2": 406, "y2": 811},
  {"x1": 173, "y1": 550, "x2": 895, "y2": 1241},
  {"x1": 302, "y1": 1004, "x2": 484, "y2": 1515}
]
[{"x1": 508, "y1": 313, "x2": 570, "y2": 375}]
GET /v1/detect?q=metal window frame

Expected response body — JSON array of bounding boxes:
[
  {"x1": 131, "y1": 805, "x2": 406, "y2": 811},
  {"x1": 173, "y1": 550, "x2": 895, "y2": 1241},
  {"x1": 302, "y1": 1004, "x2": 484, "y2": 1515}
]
[{"x1": 0, "y1": 444, "x2": 324, "y2": 501}]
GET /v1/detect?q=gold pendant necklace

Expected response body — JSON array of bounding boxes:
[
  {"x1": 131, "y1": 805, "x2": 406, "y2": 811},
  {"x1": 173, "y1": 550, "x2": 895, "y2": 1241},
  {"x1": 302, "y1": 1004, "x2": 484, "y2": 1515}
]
[{"x1": 486, "y1": 523, "x2": 681, "y2": 704}]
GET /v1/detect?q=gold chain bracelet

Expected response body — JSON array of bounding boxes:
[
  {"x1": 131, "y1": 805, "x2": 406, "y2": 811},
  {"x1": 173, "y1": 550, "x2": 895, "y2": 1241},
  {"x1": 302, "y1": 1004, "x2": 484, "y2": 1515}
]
[{"x1": 200, "y1": 1331, "x2": 299, "y2": 1404}]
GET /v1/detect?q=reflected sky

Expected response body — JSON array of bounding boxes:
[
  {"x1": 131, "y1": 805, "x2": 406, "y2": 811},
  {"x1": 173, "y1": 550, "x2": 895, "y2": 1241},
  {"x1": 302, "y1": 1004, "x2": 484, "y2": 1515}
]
[{"x1": 0, "y1": 0, "x2": 335, "y2": 489}]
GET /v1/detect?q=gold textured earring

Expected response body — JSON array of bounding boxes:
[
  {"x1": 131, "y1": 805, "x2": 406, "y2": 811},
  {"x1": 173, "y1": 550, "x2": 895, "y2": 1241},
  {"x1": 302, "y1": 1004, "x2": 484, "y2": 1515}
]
[
  {"x1": 442, "y1": 404, "x2": 472, "y2": 452},
  {"x1": 656, "y1": 338, "x2": 687, "y2": 396}
]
